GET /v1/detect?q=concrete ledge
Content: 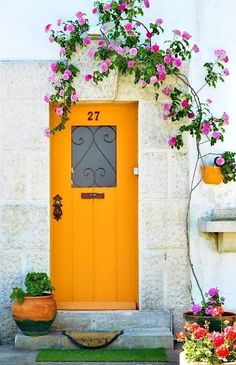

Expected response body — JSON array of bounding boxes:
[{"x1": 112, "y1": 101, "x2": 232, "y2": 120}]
[{"x1": 199, "y1": 218, "x2": 236, "y2": 232}]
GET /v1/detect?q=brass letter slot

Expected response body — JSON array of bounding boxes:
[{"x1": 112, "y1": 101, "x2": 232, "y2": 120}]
[{"x1": 81, "y1": 193, "x2": 105, "y2": 199}]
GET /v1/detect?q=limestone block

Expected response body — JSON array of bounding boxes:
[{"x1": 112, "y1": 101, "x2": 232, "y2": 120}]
[
  {"x1": 0, "y1": 62, "x2": 49, "y2": 100},
  {"x1": 0, "y1": 153, "x2": 28, "y2": 200},
  {"x1": 139, "y1": 151, "x2": 168, "y2": 199},
  {"x1": 0, "y1": 307, "x2": 16, "y2": 344},
  {"x1": 0, "y1": 204, "x2": 48, "y2": 247},
  {"x1": 29, "y1": 154, "x2": 49, "y2": 201},
  {"x1": 139, "y1": 251, "x2": 164, "y2": 309},
  {"x1": 0, "y1": 101, "x2": 49, "y2": 152},
  {"x1": 169, "y1": 151, "x2": 189, "y2": 198},
  {"x1": 140, "y1": 200, "x2": 187, "y2": 249}
]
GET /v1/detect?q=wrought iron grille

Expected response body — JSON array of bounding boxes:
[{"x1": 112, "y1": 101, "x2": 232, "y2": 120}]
[{"x1": 72, "y1": 126, "x2": 116, "y2": 187}]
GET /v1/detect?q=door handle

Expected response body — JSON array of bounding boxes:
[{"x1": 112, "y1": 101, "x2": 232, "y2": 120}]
[{"x1": 53, "y1": 194, "x2": 63, "y2": 220}]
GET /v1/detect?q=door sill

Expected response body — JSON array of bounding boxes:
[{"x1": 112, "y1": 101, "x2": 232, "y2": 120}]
[{"x1": 57, "y1": 301, "x2": 137, "y2": 310}]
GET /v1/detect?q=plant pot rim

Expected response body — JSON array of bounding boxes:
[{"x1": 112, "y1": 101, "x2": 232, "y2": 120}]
[
  {"x1": 184, "y1": 311, "x2": 236, "y2": 317},
  {"x1": 22, "y1": 294, "x2": 54, "y2": 300}
]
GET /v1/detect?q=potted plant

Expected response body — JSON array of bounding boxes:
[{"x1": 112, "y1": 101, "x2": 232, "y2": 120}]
[
  {"x1": 177, "y1": 321, "x2": 236, "y2": 365},
  {"x1": 184, "y1": 288, "x2": 236, "y2": 332},
  {"x1": 10, "y1": 272, "x2": 57, "y2": 336},
  {"x1": 202, "y1": 152, "x2": 236, "y2": 185}
]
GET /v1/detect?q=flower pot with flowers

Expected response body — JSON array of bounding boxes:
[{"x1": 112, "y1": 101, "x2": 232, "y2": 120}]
[
  {"x1": 177, "y1": 321, "x2": 236, "y2": 365},
  {"x1": 184, "y1": 288, "x2": 236, "y2": 332},
  {"x1": 202, "y1": 152, "x2": 236, "y2": 185}
]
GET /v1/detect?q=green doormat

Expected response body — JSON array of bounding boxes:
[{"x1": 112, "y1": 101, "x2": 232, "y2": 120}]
[{"x1": 36, "y1": 348, "x2": 169, "y2": 362}]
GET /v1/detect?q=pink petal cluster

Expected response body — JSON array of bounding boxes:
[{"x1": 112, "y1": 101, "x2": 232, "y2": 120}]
[
  {"x1": 92, "y1": 7, "x2": 98, "y2": 14},
  {"x1": 60, "y1": 47, "x2": 66, "y2": 56},
  {"x1": 162, "y1": 86, "x2": 170, "y2": 96},
  {"x1": 84, "y1": 74, "x2": 93, "y2": 81},
  {"x1": 124, "y1": 22, "x2": 133, "y2": 32},
  {"x1": 44, "y1": 24, "x2": 52, "y2": 33},
  {"x1": 108, "y1": 43, "x2": 116, "y2": 51},
  {"x1": 168, "y1": 136, "x2": 177, "y2": 147},
  {"x1": 192, "y1": 44, "x2": 200, "y2": 53},
  {"x1": 118, "y1": 2, "x2": 127, "y2": 11},
  {"x1": 143, "y1": 0, "x2": 150, "y2": 8},
  {"x1": 130, "y1": 48, "x2": 138, "y2": 57},
  {"x1": 57, "y1": 19, "x2": 62, "y2": 27},
  {"x1": 98, "y1": 40, "x2": 106, "y2": 47},
  {"x1": 215, "y1": 156, "x2": 225, "y2": 166},
  {"x1": 49, "y1": 36, "x2": 54, "y2": 43},
  {"x1": 206, "y1": 99, "x2": 212, "y2": 104},
  {"x1": 223, "y1": 68, "x2": 229, "y2": 76},
  {"x1": 140, "y1": 79, "x2": 147, "y2": 87},
  {"x1": 201, "y1": 122, "x2": 211, "y2": 135},
  {"x1": 44, "y1": 128, "x2": 51, "y2": 137},
  {"x1": 163, "y1": 103, "x2": 172, "y2": 111},
  {"x1": 212, "y1": 131, "x2": 222, "y2": 139},
  {"x1": 71, "y1": 91, "x2": 78, "y2": 102},
  {"x1": 156, "y1": 64, "x2": 166, "y2": 73},
  {"x1": 83, "y1": 37, "x2": 91, "y2": 46},
  {"x1": 66, "y1": 24, "x2": 75, "y2": 32},
  {"x1": 173, "y1": 58, "x2": 182, "y2": 68},
  {"x1": 222, "y1": 112, "x2": 229, "y2": 125},
  {"x1": 173, "y1": 29, "x2": 181, "y2": 36},
  {"x1": 88, "y1": 49, "x2": 95, "y2": 58},
  {"x1": 150, "y1": 76, "x2": 158, "y2": 84},
  {"x1": 188, "y1": 112, "x2": 195, "y2": 119},
  {"x1": 117, "y1": 47, "x2": 126, "y2": 56},
  {"x1": 101, "y1": 59, "x2": 111, "y2": 73},
  {"x1": 44, "y1": 95, "x2": 50, "y2": 103},
  {"x1": 156, "y1": 18, "x2": 163, "y2": 25},
  {"x1": 50, "y1": 62, "x2": 58, "y2": 73},
  {"x1": 63, "y1": 69, "x2": 72, "y2": 80},
  {"x1": 182, "y1": 31, "x2": 192, "y2": 40},
  {"x1": 151, "y1": 44, "x2": 159, "y2": 53},
  {"x1": 59, "y1": 90, "x2": 65, "y2": 97},
  {"x1": 79, "y1": 17, "x2": 86, "y2": 26},
  {"x1": 164, "y1": 55, "x2": 172, "y2": 64},
  {"x1": 103, "y1": 3, "x2": 112, "y2": 11},
  {"x1": 128, "y1": 60, "x2": 135, "y2": 68},
  {"x1": 76, "y1": 11, "x2": 86, "y2": 26},
  {"x1": 146, "y1": 32, "x2": 153, "y2": 39},
  {"x1": 214, "y1": 49, "x2": 228, "y2": 61},
  {"x1": 181, "y1": 99, "x2": 189, "y2": 108},
  {"x1": 55, "y1": 107, "x2": 64, "y2": 116}
]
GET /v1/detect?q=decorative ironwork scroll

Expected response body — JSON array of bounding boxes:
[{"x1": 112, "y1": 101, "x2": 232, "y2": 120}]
[{"x1": 72, "y1": 126, "x2": 116, "y2": 187}]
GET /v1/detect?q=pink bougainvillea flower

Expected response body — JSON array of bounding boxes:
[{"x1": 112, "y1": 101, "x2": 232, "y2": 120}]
[
  {"x1": 130, "y1": 47, "x2": 138, "y2": 57},
  {"x1": 143, "y1": 0, "x2": 150, "y2": 8},
  {"x1": 223, "y1": 68, "x2": 229, "y2": 76},
  {"x1": 212, "y1": 131, "x2": 222, "y2": 139},
  {"x1": 92, "y1": 7, "x2": 98, "y2": 14},
  {"x1": 128, "y1": 60, "x2": 135, "y2": 68},
  {"x1": 146, "y1": 32, "x2": 153, "y2": 39},
  {"x1": 84, "y1": 73, "x2": 93, "y2": 81},
  {"x1": 140, "y1": 79, "x2": 147, "y2": 87},
  {"x1": 59, "y1": 90, "x2": 65, "y2": 97},
  {"x1": 98, "y1": 40, "x2": 106, "y2": 47},
  {"x1": 156, "y1": 64, "x2": 166, "y2": 73},
  {"x1": 124, "y1": 22, "x2": 133, "y2": 32},
  {"x1": 151, "y1": 44, "x2": 159, "y2": 53},
  {"x1": 117, "y1": 47, "x2": 125, "y2": 56},
  {"x1": 44, "y1": 128, "x2": 51, "y2": 137},
  {"x1": 44, "y1": 24, "x2": 52, "y2": 33},
  {"x1": 162, "y1": 86, "x2": 170, "y2": 96},
  {"x1": 55, "y1": 107, "x2": 64, "y2": 116},
  {"x1": 168, "y1": 136, "x2": 177, "y2": 147},
  {"x1": 206, "y1": 98, "x2": 212, "y2": 104},
  {"x1": 214, "y1": 49, "x2": 227, "y2": 60},
  {"x1": 158, "y1": 73, "x2": 166, "y2": 81},
  {"x1": 188, "y1": 112, "x2": 195, "y2": 119},
  {"x1": 57, "y1": 19, "x2": 62, "y2": 26},
  {"x1": 164, "y1": 55, "x2": 172, "y2": 64},
  {"x1": 192, "y1": 44, "x2": 200, "y2": 53},
  {"x1": 78, "y1": 17, "x2": 86, "y2": 26},
  {"x1": 118, "y1": 2, "x2": 127, "y2": 11},
  {"x1": 222, "y1": 112, "x2": 229, "y2": 124},
  {"x1": 223, "y1": 55, "x2": 229, "y2": 63},
  {"x1": 101, "y1": 59, "x2": 111, "y2": 73},
  {"x1": 71, "y1": 91, "x2": 78, "y2": 102},
  {"x1": 62, "y1": 69, "x2": 72, "y2": 81},
  {"x1": 163, "y1": 114, "x2": 169, "y2": 121},
  {"x1": 49, "y1": 36, "x2": 54, "y2": 43},
  {"x1": 66, "y1": 24, "x2": 75, "y2": 32},
  {"x1": 156, "y1": 18, "x2": 163, "y2": 25},
  {"x1": 50, "y1": 62, "x2": 58, "y2": 73},
  {"x1": 173, "y1": 58, "x2": 182, "y2": 68},
  {"x1": 60, "y1": 47, "x2": 66, "y2": 56},
  {"x1": 88, "y1": 49, "x2": 95, "y2": 58},
  {"x1": 103, "y1": 3, "x2": 112, "y2": 11},
  {"x1": 173, "y1": 29, "x2": 181, "y2": 36},
  {"x1": 201, "y1": 122, "x2": 211, "y2": 135},
  {"x1": 55, "y1": 81, "x2": 62, "y2": 87},
  {"x1": 182, "y1": 31, "x2": 192, "y2": 40},
  {"x1": 181, "y1": 99, "x2": 189, "y2": 108},
  {"x1": 205, "y1": 305, "x2": 213, "y2": 315},
  {"x1": 191, "y1": 304, "x2": 201, "y2": 314},
  {"x1": 150, "y1": 76, "x2": 158, "y2": 84},
  {"x1": 108, "y1": 43, "x2": 116, "y2": 51},
  {"x1": 163, "y1": 103, "x2": 172, "y2": 111},
  {"x1": 48, "y1": 74, "x2": 54, "y2": 82},
  {"x1": 75, "y1": 11, "x2": 85, "y2": 18},
  {"x1": 44, "y1": 95, "x2": 50, "y2": 103},
  {"x1": 83, "y1": 37, "x2": 91, "y2": 46}
]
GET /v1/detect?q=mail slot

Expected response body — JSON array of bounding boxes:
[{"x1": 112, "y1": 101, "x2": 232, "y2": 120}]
[{"x1": 81, "y1": 193, "x2": 105, "y2": 199}]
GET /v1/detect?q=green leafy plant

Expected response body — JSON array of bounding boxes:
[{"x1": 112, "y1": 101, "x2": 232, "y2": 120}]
[
  {"x1": 10, "y1": 272, "x2": 54, "y2": 304},
  {"x1": 214, "y1": 151, "x2": 236, "y2": 183}
]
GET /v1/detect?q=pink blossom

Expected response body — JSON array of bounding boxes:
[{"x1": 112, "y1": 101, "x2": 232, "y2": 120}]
[
  {"x1": 130, "y1": 48, "x2": 138, "y2": 57},
  {"x1": 65, "y1": 69, "x2": 72, "y2": 77},
  {"x1": 163, "y1": 103, "x2": 172, "y2": 111},
  {"x1": 192, "y1": 304, "x2": 202, "y2": 314},
  {"x1": 173, "y1": 29, "x2": 181, "y2": 36},
  {"x1": 76, "y1": 11, "x2": 85, "y2": 18},
  {"x1": 118, "y1": 2, "x2": 127, "y2": 11},
  {"x1": 44, "y1": 128, "x2": 51, "y2": 137},
  {"x1": 223, "y1": 55, "x2": 229, "y2": 63},
  {"x1": 62, "y1": 69, "x2": 72, "y2": 80},
  {"x1": 151, "y1": 44, "x2": 159, "y2": 53},
  {"x1": 182, "y1": 31, "x2": 192, "y2": 40},
  {"x1": 140, "y1": 79, "x2": 147, "y2": 87},
  {"x1": 117, "y1": 47, "x2": 125, "y2": 56},
  {"x1": 59, "y1": 90, "x2": 65, "y2": 97},
  {"x1": 108, "y1": 43, "x2": 116, "y2": 51},
  {"x1": 50, "y1": 62, "x2": 58, "y2": 73},
  {"x1": 98, "y1": 40, "x2": 106, "y2": 47},
  {"x1": 156, "y1": 18, "x2": 163, "y2": 25},
  {"x1": 163, "y1": 114, "x2": 169, "y2": 121},
  {"x1": 55, "y1": 107, "x2": 63, "y2": 116},
  {"x1": 92, "y1": 7, "x2": 98, "y2": 14},
  {"x1": 156, "y1": 64, "x2": 166, "y2": 73},
  {"x1": 88, "y1": 49, "x2": 95, "y2": 58},
  {"x1": 181, "y1": 99, "x2": 189, "y2": 108},
  {"x1": 150, "y1": 76, "x2": 158, "y2": 84},
  {"x1": 188, "y1": 112, "x2": 195, "y2": 119},
  {"x1": 66, "y1": 24, "x2": 75, "y2": 32},
  {"x1": 173, "y1": 58, "x2": 182, "y2": 68},
  {"x1": 146, "y1": 32, "x2": 153, "y2": 39},
  {"x1": 168, "y1": 136, "x2": 177, "y2": 147},
  {"x1": 164, "y1": 55, "x2": 172, "y2": 64},
  {"x1": 49, "y1": 36, "x2": 54, "y2": 43},
  {"x1": 212, "y1": 131, "x2": 222, "y2": 139},
  {"x1": 78, "y1": 17, "x2": 86, "y2": 26},
  {"x1": 215, "y1": 156, "x2": 225, "y2": 166},
  {"x1": 44, "y1": 24, "x2": 52, "y2": 33},
  {"x1": 71, "y1": 91, "x2": 78, "y2": 102},
  {"x1": 83, "y1": 37, "x2": 91, "y2": 46},
  {"x1": 206, "y1": 99, "x2": 212, "y2": 104},
  {"x1": 48, "y1": 74, "x2": 55, "y2": 82},
  {"x1": 124, "y1": 22, "x2": 133, "y2": 32},
  {"x1": 201, "y1": 122, "x2": 211, "y2": 135},
  {"x1": 57, "y1": 19, "x2": 62, "y2": 26},
  {"x1": 60, "y1": 47, "x2": 66, "y2": 56},
  {"x1": 158, "y1": 73, "x2": 166, "y2": 81},
  {"x1": 214, "y1": 49, "x2": 227, "y2": 60},
  {"x1": 128, "y1": 60, "x2": 135, "y2": 68},
  {"x1": 143, "y1": 0, "x2": 150, "y2": 8},
  {"x1": 223, "y1": 68, "x2": 229, "y2": 76},
  {"x1": 101, "y1": 59, "x2": 111, "y2": 73},
  {"x1": 192, "y1": 44, "x2": 200, "y2": 53},
  {"x1": 103, "y1": 3, "x2": 112, "y2": 11},
  {"x1": 55, "y1": 81, "x2": 62, "y2": 87},
  {"x1": 84, "y1": 74, "x2": 93, "y2": 81},
  {"x1": 222, "y1": 112, "x2": 229, "y2": 124},
  {"x1": 162, "y1": 86, "x2": 170, "y2": 96},
  {"x1": 44, "y1": 95, "x2": 50, "y2": 103}
]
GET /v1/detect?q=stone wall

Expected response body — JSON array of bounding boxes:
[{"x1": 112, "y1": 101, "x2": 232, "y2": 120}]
[{"x1": 0, "y1": 58, "x2": 190, "y2": 342}]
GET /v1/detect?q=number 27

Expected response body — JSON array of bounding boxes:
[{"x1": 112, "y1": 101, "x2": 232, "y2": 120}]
[{"x1": 87, "y1": 111, "x2": 100, "y2": 121}]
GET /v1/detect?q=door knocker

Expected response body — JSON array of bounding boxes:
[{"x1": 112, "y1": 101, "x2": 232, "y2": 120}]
[{"x1": 53, "y1": 194, "x2": 63, "y2": 221}]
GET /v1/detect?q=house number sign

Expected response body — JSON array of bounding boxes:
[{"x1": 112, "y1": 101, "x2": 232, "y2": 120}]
[{"x1": 87, "y1": 111, "x2": 100, "y2": 121}]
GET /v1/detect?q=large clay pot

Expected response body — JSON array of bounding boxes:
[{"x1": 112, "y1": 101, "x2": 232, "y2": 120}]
[
  {"x1": 201, "y1": 166, "x2": 223, "y2": 184},
  {"x1": 12, "y1": 294, "x2": 57, "y2": 336},
  {"x1": 183, "y1": 311, "x2": 236, "y2": 332}
]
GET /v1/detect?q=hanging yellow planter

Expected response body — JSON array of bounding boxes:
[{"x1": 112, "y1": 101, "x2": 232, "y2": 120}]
[{"x1": 201, "y1": 166, "x2": 224, "y2": 184}]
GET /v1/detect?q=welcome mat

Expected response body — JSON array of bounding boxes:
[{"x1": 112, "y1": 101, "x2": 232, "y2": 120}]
[
  {"x1": 63, "y1": 330, "x2": 123, "y2": 349},
  {"x1": 36, "y1": 348, "x2": 169, "y2": 362}
]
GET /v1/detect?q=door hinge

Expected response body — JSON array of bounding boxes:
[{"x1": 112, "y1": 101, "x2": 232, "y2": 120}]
[{"x1": 133, "y1": 167, "x2": 139, "y2": 176}]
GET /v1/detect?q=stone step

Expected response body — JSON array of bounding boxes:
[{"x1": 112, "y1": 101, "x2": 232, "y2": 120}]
[
  {"x1": 15, "y1": 328, "x2": 174, "y2": 350},
  {"x1": 53, "y1": 310, "x2": 173, "y2": 332}
]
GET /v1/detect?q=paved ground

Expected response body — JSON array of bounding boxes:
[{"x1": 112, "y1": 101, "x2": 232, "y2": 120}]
[{"x1": 0, "y1": 343, "x2": 182, "y2": 365}]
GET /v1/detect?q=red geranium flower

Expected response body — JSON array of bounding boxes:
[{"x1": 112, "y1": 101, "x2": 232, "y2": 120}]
[
  {"x1": 193, "y1": 327, "x2": 208, "y2": 340},
  {"x1": 215, "y1": 344, "x2": 230, "y2": 358}
]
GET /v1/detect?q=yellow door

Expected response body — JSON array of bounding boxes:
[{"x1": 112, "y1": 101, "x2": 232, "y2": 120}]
[{"x1": 50, "y1": 102, "x2": 138, "y2": 310}]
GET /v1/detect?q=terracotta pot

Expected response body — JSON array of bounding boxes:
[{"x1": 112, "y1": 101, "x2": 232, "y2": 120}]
[
  {"x1": 201, "y1": 166, "x2": 223, "y2": 184},
  {"x1": 12, "y1": 294, "x2": 57, "y2": 336},
  {"x1": 183, "y1": 311, "x2": 236, "y2": 332}
]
